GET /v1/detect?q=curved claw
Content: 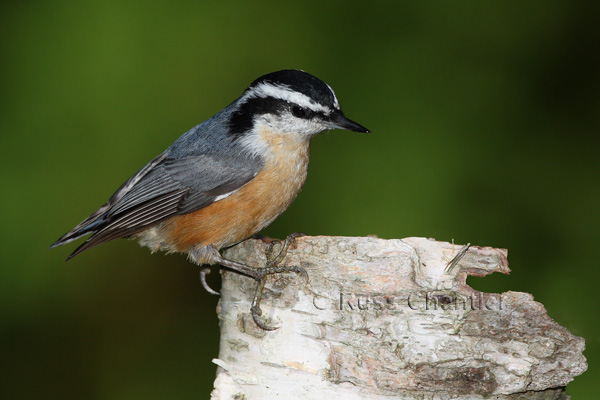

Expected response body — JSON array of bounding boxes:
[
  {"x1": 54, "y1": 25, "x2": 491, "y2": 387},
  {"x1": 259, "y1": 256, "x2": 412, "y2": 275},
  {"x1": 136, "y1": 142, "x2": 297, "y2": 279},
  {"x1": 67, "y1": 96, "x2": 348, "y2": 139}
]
[
  {"x1": 199, "y1": 267, "x2": 220, "y2": 295},
  {"x1": 445, "y1": 243, "x2": 471, "y2": 273},
  {"x1": 288, "y1": 264, "x2": 309, "y2": 284},
  {"x1": 265, "y1": 232, "x2": 304, "y2": 267},
  {"x1": 247, "y1": 265, "x2": 307, "y2": 332},
  {"x1": 251, "y1": 304, "x2": 279, "y2": 331},
  {"x1": 250, "y1": 276, "x2": 279, "y2": 331},
  {"x1": 263, "y1": 233, "x2": 305, "y2": 263}
]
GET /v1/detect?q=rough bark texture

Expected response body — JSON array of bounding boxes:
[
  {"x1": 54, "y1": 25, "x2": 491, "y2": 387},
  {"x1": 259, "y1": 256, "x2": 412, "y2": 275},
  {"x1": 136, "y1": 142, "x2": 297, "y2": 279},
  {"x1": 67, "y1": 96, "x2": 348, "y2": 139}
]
[{"x1": 210, "y1": 236, "x2": 586, "y2": 399}]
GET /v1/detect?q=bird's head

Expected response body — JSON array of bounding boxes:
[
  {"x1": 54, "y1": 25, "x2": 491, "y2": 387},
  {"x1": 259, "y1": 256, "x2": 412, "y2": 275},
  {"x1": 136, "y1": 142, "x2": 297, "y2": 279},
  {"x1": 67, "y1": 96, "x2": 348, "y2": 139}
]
[{"x1": 228, "y1": 70, "x2": 369, "y2": 145}]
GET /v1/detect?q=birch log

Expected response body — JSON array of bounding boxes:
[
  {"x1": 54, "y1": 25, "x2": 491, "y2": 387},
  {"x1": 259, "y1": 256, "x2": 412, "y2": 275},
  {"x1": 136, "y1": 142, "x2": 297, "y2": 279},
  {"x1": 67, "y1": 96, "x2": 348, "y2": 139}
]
[{"x1": 210, "y1": 236, "x2": 587, "y2": 400}]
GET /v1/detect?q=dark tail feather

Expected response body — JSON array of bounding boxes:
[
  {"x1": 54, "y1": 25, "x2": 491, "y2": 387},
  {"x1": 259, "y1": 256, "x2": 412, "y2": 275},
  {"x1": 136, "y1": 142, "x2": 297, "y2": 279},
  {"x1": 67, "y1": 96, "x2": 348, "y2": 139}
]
[
  {"x1": 51, "y1": 185, "x2": 183, "y2": 260},
  {"x1": 64, "y1": 234, "x2": 107, "y2": 260},
  {"x1": 50, "y1": 222, "x2": 125, "y2": 260},
  {"x1": 50, "y1": 224, "x2": 97, "y2": 249},
  {"x1": 52, "y1": 222, "x2": 111, "y2": 261},
  {"x1": 61, "y1": 190, "x2": 186, "y2": 259},
  {"x1": 51, "y1": 223, "x2": 104, "y2": 261},
  {"x1": 50, "y1": 204, "x2": 110, "y2": 257},
  {"x1": 65, "y1": 241, "x2": 92, "y2": 261},
  {"x1": 64, "y1": 225, "x2": 142, "y2": 260}
]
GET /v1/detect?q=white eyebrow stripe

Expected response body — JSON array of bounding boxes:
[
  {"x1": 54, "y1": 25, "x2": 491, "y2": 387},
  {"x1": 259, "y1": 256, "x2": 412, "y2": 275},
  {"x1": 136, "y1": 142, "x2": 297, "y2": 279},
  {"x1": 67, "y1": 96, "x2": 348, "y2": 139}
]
[
  {"x1": 325, "y1": 83, "x2": 340, "y2": 109},
  {"x1": 243, "y1": 82, "x2": 332, "y2": 114}
]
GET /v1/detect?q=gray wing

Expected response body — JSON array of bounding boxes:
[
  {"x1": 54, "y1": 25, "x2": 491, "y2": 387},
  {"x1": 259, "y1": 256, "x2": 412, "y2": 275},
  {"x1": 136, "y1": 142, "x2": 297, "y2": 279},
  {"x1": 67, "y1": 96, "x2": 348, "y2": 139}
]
[{"x1": 52, "y1": 152, "x2": 263, "y2": 259}]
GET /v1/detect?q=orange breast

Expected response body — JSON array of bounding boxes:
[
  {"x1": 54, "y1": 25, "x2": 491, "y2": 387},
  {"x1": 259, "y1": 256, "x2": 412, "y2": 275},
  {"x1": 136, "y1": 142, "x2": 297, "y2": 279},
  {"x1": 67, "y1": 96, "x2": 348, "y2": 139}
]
[{"x1": 161, "y1": 130, "x2": 311, "y2": 253}]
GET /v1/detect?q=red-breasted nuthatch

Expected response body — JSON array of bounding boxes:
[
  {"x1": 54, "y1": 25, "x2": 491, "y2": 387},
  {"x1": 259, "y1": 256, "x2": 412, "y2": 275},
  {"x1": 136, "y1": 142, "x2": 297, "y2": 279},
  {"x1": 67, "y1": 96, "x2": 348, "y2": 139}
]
[{"x1": 51, "y1": 69, "x2": 370, "y2": 329}]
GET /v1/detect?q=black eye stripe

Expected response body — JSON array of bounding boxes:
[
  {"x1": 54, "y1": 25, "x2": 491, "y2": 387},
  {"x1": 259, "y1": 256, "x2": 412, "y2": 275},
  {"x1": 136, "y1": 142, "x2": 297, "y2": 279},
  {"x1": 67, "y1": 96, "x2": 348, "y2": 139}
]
[
  {"x1": 228, "y1": 96, "x2": 327, "y2": 138},
  {"x1": 291, "y1": 105, "x2": 308, "y2": 119}
]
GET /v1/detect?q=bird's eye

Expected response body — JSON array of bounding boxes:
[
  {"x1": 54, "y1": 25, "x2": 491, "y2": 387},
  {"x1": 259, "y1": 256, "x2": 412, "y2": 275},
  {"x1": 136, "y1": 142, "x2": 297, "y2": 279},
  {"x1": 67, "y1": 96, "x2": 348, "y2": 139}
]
[{"x1": 291, "y1": 105, "x2": 308, "y2": 119}]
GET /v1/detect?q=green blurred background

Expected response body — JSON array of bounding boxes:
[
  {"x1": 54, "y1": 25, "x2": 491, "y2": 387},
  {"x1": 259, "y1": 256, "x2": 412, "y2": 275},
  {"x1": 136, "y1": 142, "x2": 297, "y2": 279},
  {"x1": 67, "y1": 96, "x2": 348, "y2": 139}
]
[{"x1": 1, "y1": 1, "x2": 598, "y2": 398}]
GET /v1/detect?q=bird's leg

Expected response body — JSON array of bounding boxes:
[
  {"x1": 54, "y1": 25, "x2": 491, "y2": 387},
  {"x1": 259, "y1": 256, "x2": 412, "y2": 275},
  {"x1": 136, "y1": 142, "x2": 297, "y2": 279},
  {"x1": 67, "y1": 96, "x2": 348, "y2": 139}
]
[{"x1": 212, "y1": 233, "x2": 308, "y2": 330}]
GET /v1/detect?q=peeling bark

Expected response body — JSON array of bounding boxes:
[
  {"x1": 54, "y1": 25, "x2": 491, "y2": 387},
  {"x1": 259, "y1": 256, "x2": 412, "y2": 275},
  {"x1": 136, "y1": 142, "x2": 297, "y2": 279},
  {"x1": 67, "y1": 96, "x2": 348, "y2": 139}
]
[{"x1": 210, "y1": 236, "x2": 586, "y2": 399}]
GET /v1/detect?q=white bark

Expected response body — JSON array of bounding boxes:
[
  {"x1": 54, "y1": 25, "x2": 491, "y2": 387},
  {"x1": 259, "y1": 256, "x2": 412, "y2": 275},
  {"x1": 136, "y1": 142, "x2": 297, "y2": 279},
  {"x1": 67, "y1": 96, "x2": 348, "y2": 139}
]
[{"x1": 210, "y1": 236, "x2": 586, "y2": 399}]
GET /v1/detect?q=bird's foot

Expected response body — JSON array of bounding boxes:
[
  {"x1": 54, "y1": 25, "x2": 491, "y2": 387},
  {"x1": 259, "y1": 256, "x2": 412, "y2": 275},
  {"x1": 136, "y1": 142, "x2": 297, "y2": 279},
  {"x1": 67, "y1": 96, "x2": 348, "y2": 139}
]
[
  {"x1": 212, "y1": 233, "x2": 307, "y2": 330},
  {"x1": 249, "y1": 233, "x2": 308, "y2": 330}
]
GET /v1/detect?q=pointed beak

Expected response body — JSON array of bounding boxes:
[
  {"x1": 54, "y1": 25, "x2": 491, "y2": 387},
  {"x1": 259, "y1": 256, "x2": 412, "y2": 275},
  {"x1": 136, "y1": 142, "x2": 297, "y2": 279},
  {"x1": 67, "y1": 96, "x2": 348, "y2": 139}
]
[{"x1": 327, "y1": 110, "x2": 370, "y2": 133}]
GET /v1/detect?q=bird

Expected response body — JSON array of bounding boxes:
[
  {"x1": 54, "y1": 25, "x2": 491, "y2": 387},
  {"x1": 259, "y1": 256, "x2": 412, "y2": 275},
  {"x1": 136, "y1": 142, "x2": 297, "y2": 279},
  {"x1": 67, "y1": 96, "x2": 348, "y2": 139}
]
[{"x1": 51, "y1": 69, "x2": 370, "y2": 329}]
